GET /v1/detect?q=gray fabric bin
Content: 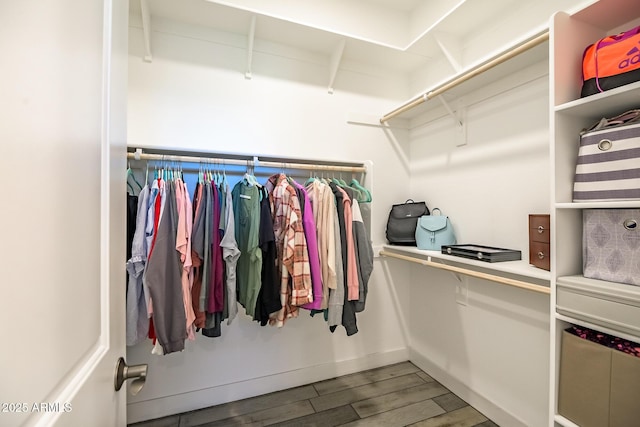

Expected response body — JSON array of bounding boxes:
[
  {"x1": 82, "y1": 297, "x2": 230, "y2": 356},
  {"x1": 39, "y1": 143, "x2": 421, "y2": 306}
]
[{"x1": 583, "y1": 209, "x2": 640, "y2": 286}]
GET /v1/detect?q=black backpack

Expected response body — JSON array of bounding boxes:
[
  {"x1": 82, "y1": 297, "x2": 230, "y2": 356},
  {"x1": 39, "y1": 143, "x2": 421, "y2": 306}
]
[{"x1": 385, "y1": 200, "x2": 429, "y2": 245}]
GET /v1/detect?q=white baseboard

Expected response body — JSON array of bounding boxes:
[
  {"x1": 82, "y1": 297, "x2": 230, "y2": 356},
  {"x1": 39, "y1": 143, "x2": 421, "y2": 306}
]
[
  {"x1": 408, "y1": 347, "x2": 528, "y2": 427},
  {"x1": 127, "y1": 347, "x2": 409, "y2": 424}
]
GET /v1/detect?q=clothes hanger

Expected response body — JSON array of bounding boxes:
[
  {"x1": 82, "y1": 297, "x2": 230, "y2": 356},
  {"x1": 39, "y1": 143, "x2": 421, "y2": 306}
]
[
  {"x1": 222, "y1": 162, "x2": 228, "y2": 188},
  {"x1": 213, "y1": 160, "x2": 220, "y2": 185},
  {"x1": 350, "y1": 178, "x2": 371, "y2": 202},
  {"x1": 337, "y1": 173, "x2": 347, "y2": 187},
  {"x1": 285, "y1": 164, "x2": 295, "y2": 184},
  {"x1": 126, "y1": 162, "x2": 144, "y2": 192},
  {"x1": 126, "y1": 161, "x2": 134, "y2": 194},
  {"x1": 247, "y1": 160, "x2": 259, "y2": 186},
  {"x1": 304, "y1": 168, "x2": 316, "y2": 186},
  {"x1": 319, "y1": 170, "x2": 328, "y2": 185}
]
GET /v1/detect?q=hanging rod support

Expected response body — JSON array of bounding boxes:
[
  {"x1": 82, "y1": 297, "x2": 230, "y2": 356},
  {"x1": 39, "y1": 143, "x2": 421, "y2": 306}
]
[
  {"x1": 436, "y1": 95, "x2": 462, "y2": 128},
  {"x1": 328, "y1": 39, "x2": 346, "y2": 94},
  {"x1": 380, "y1": 30, "x2": 549, "y2": 123},
  {"x1": 437, "y1": 95, "x2": 466, "y2": 146},
  {"x1": 140, "y1": 0, "x2": 153, "y2": 62},
  {"x1": 433, "y1": 32, "x2": 462, "y2": 73},
  {"x1": 245, "y1": 15, "x2": 257, "y2": 79}
]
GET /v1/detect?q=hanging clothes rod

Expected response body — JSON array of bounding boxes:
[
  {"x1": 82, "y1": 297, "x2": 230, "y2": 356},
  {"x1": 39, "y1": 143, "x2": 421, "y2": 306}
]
[
  {"x1": 379, "y1": 250, "x2": 550, "y2": 295},
  {"x1": 380, "y1": 30, "x2": 550, "y2": 123},
  {"x1": 127, "y1": 150, "x2": 367, "y2": 173}
]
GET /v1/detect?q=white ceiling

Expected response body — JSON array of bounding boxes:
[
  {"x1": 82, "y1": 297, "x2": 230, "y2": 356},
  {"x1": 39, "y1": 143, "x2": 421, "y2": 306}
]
[
  {"x1": 129, "y1": 0, "x2": 567, "y2": 87},
  {"x1": 366, "y1": 0, "x2": 423, "y2": 13},
  {"x1": 131, "y1": 0, "x2": 486, "y2": 51}
]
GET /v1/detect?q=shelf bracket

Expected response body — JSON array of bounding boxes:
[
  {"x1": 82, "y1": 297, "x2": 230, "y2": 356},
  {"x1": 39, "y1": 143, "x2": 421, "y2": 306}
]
[
  {"x1": 455, "y1": 275, "x2": 468, "y2": 306},
  {"x1": 436, "y1": 95, "x2": 466, "y2": 146},
  {"x1": 438, "y1": 258, "x2": 463, "y2": 282},
  {"x1": 433, "y1": 32, "x2": 462, "y2": 73},
  {"x1": 245, "y1": 15, "x2": 257, "y2": 80},
  {"x1": 328, "y1": 39, "x2": 346, "y2": 94},
  {"x1": 140, "y1": 0, "x2": 153, "y2": 62}
]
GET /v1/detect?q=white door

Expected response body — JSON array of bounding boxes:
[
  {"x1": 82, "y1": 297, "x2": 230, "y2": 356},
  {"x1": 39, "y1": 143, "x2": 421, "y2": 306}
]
[{"x1": 0, "y1": 1, "x2": 130, "y2": 426}]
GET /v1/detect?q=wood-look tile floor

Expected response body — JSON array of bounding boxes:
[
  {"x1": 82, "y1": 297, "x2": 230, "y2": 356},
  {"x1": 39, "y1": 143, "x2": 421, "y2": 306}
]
[{"x1": 129, "y1": 362, "x2": 499, "y2": 427}]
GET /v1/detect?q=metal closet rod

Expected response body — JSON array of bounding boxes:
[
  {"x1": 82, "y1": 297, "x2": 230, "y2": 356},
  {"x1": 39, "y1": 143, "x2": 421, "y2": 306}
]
[
  {"x1": 380, "y1": 30, "x2": 550, "y2": 123},
  {"x1": 126, "y1": 151, "x2": 367, "y2": 173},
  {"x1": 379, "y1": 250, "x2": 550, "y2": 295}
]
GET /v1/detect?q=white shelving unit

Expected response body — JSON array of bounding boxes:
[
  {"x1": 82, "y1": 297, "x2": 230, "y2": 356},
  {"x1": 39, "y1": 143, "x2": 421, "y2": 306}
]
[{"x1": 550, "y1": 0, "x2": 640, "y2": 425}]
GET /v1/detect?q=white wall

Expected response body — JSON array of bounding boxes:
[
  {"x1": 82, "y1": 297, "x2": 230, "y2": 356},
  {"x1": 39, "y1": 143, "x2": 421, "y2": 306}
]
[
  {"x1": 400, "y1": 59, "x2": 552, "y2": 427},
  {"x1": 126, "y1": 19, "x2": 412, "y2": 423},
  {"x1": 127, "y1": 7, "x2": 555, "y2": 425}
]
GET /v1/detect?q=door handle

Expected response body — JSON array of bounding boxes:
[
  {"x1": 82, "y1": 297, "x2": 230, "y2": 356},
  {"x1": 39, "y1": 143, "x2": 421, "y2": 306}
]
[{"x1": 114, "y1": 357, "x2": 148, "y2": 395}]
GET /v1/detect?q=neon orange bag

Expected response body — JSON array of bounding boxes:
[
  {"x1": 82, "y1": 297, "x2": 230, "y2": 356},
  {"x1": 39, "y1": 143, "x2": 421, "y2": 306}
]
[{"x1": 581, "y1": 25, "x2": 640, "y2": 97}]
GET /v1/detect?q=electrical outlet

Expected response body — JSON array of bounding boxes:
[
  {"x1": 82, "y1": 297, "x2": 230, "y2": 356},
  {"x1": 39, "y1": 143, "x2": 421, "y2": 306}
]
[{"x1": 455, "y1": 276, "x2": 468, "y2": 306}]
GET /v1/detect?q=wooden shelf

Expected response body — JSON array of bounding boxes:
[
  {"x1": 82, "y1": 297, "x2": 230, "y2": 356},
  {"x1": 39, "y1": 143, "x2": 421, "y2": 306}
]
[
  {"x1": 380, "y1": 245, "x2": 550, "y2": 294},
  {"x1": 383, "y1": 245, "x2": 550, "y2": 281}
]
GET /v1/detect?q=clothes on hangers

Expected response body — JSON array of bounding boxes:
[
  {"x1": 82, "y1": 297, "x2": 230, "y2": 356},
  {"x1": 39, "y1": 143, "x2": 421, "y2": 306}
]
[
  {"x1": 175, "y1": 178, "x2": 196, "y2": 341},
  {"x1": 306, "y1": 179, "x2": 337, "y2": 309},
  {"x1": 329, "y1": 182, "x2": 358, "y2": 336},
  {"x1": 202, "y1": 181, "x2": 224, "y2": 338},
  {"x1": 352, "y1": 199, "x2": 374, "y2": 312},
  {"x1": 266, "y1": 173, "x2": 313, "y2": 327},
  {"x1": 125, "y1": 160, "x2": 374, "y2": 353},
  {"x1": 232, "y1": 179, "x2": 262, "y2": 318},
  {"x1": 144, "y1": 180, "x2": 187, "y2": 354},
  {"x1": 292, "y1": 180, "x2": 324, "y2": 311},
  {"x1": 327, "y1": 204, "x2": 345, "y2": 328},
  {"x1": 254, "y1": 186, "x2": 281, "y2": 326},
  {"x1": 190, "y1": 181, "x2": 207, "y2": 329},
  {"x1": 126, "y1": 184, "x2": 150, "y2": 346},
  {"x1": 220, "y1": 182, "x2": 240, "y2": 325}
]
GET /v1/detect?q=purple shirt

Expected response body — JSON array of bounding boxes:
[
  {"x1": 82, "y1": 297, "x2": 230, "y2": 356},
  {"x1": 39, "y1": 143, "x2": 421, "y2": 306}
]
[
  {"x1": 208, "y1": 182, "x2": 224, "y2": 313},
  {"x1": 294, "y1": 181, "x2": 324, "y2": 310}
]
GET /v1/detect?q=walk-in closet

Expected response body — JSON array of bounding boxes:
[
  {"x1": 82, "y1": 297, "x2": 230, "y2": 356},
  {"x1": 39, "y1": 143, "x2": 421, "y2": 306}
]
[{"x1": 4, "y1": 0, "x2": 640, "y2": 426}]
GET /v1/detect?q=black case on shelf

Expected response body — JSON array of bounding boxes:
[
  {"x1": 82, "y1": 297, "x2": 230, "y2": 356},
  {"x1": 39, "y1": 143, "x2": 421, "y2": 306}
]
[{"x1": 441, "y1": 244, "x2": 521, "y2": 263}]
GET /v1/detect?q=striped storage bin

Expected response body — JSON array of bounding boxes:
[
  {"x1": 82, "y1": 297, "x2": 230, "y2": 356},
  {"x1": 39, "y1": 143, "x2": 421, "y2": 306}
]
[{"x1": 573, "y1": 110, "x2": 640, "y2": 202}]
